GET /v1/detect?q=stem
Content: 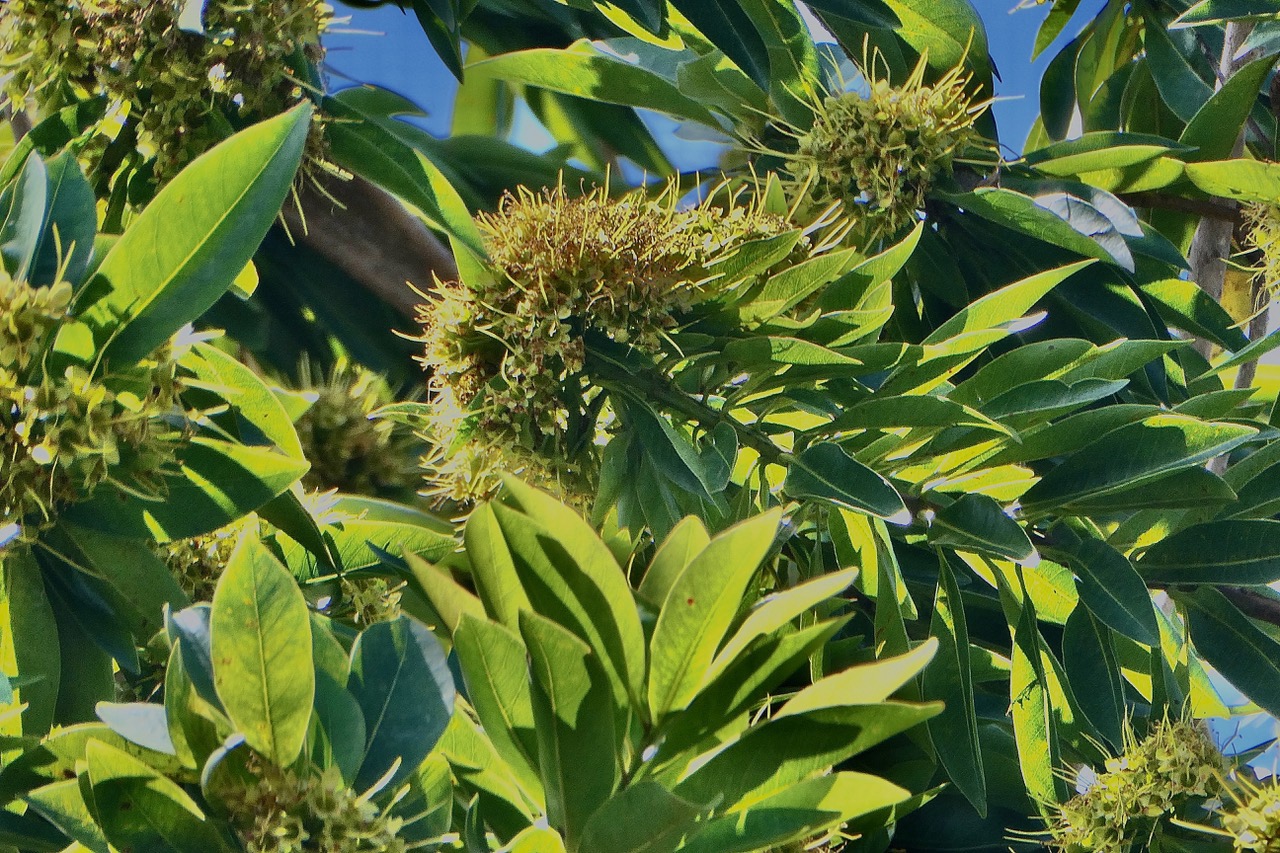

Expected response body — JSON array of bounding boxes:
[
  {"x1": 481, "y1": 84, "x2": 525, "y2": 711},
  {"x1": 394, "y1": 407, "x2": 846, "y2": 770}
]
[{"x1": 588, "y1": 355, "x2": 791, "y2": 467}]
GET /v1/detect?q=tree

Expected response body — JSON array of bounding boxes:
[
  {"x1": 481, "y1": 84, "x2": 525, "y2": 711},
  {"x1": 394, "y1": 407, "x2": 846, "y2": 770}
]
[{"x1": 3, "y1": 1, "x2": 1280, "y2": 851}]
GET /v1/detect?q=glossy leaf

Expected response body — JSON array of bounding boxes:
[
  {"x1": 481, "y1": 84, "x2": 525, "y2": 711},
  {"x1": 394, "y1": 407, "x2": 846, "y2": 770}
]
[
  {"x1": 210, "y1": 532, "x2": 314, "y2": 766},
  {"x1": 1137, "y1": 519, "x2": 1280, "y2": 585},
  {"x1": 348, "y1": 616, "x2": 455, "y2": 791},
  {"x1": 784, "y1": 443, "x2": 908, "y2": 522},
  {"x1": 73, "y1": 105, "x2": 312, "y2": 366},
  {"x1": 922, "y1": 558, "x2": 986, "y2": 816}
]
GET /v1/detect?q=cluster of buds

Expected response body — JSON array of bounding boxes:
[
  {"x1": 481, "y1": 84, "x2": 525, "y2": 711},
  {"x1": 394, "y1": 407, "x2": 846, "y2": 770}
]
[
  {"x1": 783, "y1": 54, "x2": 988, "y2": 243},
  {"x1": 1242, "y1": 203, "x2": 1280, "y2": 312},
  {"x1": 159, "y1": 522, "x2": 244, "y2": 602},
  {"x1": 1, "y1": 274, "x2": 184, "y2": 547},
  {"x1": 338, "y1": 575, "x2": 405, "y2": 626},
  {"x1": 415, "y1": 179, "x2": 790, "y2": 506},
  {"x1": 227, "y1": 763, "x2": 407, "y2": 853},
  {"x1": 0, "y1": 0, "x2": 331, "y2": 181},
  {"x1": 1221, "y1": 773, "x2": 1280, "y2": 853},
  {"x1": 293, "y1": 362, "x2": 422, "y2": 499},
  {"x1": 1048, "y1": 718, "x2": 1225, "y2": 852}
]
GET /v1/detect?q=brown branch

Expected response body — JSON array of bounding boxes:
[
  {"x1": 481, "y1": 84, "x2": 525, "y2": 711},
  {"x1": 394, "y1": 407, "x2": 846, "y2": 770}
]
[
  {"x1": 1219, "y1": 586, "x2": 1280, "y2": 629},
  {"x1": 283, "y1": 174, "x2": 458, "y2": 319},
  {"x1": 1120, "y1": 192, "x2": 1240, "y2": 223}
]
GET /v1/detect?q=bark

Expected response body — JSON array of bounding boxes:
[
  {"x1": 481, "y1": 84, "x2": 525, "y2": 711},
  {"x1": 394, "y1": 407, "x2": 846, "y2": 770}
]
[
  {"x1": 1189, "y1": 21, "x2": 1258, "y2": 361},
  {"x1": 283, "y1": 174, "x2": 459, "y2": 320}
]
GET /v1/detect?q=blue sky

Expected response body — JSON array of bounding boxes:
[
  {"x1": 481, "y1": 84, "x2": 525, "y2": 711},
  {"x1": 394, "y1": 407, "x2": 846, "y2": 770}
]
[{"x1": 324, "y1": 1, "x2": 1103, "y2": 158}]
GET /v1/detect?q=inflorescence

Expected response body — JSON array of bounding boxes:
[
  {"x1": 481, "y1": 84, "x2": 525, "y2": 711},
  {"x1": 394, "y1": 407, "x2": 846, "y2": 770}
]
[
  {"x1": 1, "y1": 273, "x2": 185, "y2": 549},
  {"x1": 414, "y1": 179, "x2": 791, "y2": 506},
  {"x1": 781, "y1": 54, "x2": 989, "y2": 243},
  {"x1": 0, "y1": 0, "x2": 331, "y2": 181}
]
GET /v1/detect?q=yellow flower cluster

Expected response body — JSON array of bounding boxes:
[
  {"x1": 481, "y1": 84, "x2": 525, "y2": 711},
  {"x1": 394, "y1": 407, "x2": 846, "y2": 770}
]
[
  {"x1": 785, "y1": 57, "x2": 988, "y2": 242},
  {"x1": 1048, "y1": 719, "x2": 1224, "y2": 852},
  {"x1": 415, "y1": 180, "x2": 790, "y2": 506},
  {"x1": 1, "y1": 274, "x2": 183, "y2": 545},
  {"x1": 228, "y1": 764, "x2": 406, "y2": 853},
  {"x1": 0, "y1": 0, "x2": 330, "y2": 180},
  {"x1": 339, "y1": 575, "x2": 404, "y2": 626},
  {"x1": 1223, "y1": 774, "x2": 1280, "y2": 853},
  {"x1": 1242, "y1": 203, "x2": 1280, "y2": 310},
  {"x1": 293, "y1": 363, "x2": 422, "y2": 498},
  {"x1": 160, "y1": 523, "x2": 242, "y2": 602}
]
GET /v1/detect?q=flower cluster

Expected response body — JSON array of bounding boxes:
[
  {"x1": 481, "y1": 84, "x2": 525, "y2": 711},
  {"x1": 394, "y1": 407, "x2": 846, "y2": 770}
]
[
  {"x1": 0, "y1": 0, "x2": 330, "y2": 180},
  {"x1": 1243, "y1": 203, "x2": 1280, "y2": 309},
  {"x1": 1048, "y1": 719, "x2": 1225, "y2": 852},
  {"x1": 160, "y1": 523, "x2": 242, "y2": 602},
  {"x1": 784, "y1": 56, "x2": 988, "y2": 242},
  {"x1": 339, "y1": 575, "x2": 405, "y2": 626},
  {"x1": 226, "y1": 763, "x2": 407, "y2": 853},
  {"x1": 1222, "y1": 774, "x2": 1280, "y2": 853},
  {"x1": 293, "y1": 363, "x2": 422, "y2": 498},
  {"x1": 415, "y1": 180, "x2": 790, "y2": 506},
  {"x1": 1, "y1": 274, "x2": 184, "y2": 546}
]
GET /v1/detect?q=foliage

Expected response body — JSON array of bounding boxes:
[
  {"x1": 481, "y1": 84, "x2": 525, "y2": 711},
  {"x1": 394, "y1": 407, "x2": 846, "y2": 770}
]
[{"x1": 6, "y1": 1, "x2": 1280, "y2": 852}]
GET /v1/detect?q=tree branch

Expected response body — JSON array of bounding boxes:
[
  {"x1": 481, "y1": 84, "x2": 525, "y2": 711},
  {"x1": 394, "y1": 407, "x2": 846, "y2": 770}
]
[
  {"x1": 1220, "y1": 586, "x2": 1280, "y2": 629},
  {"x1": 283, "y1": 174, "x2": 458, "y2": 319},
  {"x1": 1120, "y1": 192, "x2": 1240, "y2": 223}
]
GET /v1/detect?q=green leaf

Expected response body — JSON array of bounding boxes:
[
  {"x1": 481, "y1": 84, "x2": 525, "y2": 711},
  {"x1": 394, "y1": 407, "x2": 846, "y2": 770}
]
[
  {"x1": 924, "y1": 261, "x2": 1095, "y2": 346},
  {"x1": 1062, "y1": 608, "x2": 1125, "y2": 749},
  {"x1": 324, "y1": 88, "x2": 488, "y2": 281},
  {"x1": 637, "y1": 516, "x2": 710, "y2": 610},
  {"x1": 2, "y1": 550, "x2": 60, "y2": 735},
  {"x1": 0, "y1": 153, "x2": 45, "y2": 281},
  {"x1": 59, "y1": 524, "x2": 190, "y2": 640},
  {"x1": 403, "y1": 553, "x2": 484, "y2": 635},
  {"x1": 783, "y1": 443, "x2": 908, "y2": 522},
  {"x1": 1137, "y1": 519, "x2": 1280, "y2": 585},
  {"x1": 490, "y1": 492, "x2": 645, "y2": 709},
  {"x1": 1143, "y1": 23, "x2": 1214, "y2": 122},
  {"x1": 928, "y1": 494, "x2": 1035, "y2": 565},
  {"x1": 1173, "y1": 0, "x2": 1280, "y2": 27},
  {"x1": 1181, "y1": 587, "x2": 1280, "y2": 718},
  {"x1": 669, "y1": 0, "x2": 771, "y2": 89},
  {"x1": 1020, "y1": 414, "x2": 1256, "y2": 514},
  {"x1": 1024, "y1": 132, "x2": 1191, "y2": 172},
  {"x1": 674, "y1": 703, "x2": 939, "y2": 812},
  {"x1": 577, "y1": 781, "x2": 701, "y2": 853},
  {"x1": 210, "y1": 532, "x2": 314, "y2": 766},
  {"x1": 462, "y1": 502, "x2": 532, "y2": 630},
  {"x1": 1010, "y1": 599, "x2": 1066, "y2": 809},
  {"x1": 73, "y1": 105, "x2": 311, "y2": 366},
  {"x1": 739, "y1": 248, "x2": 863, "y2": 324},
  {"x1": 85, "y1": 740, "x2": 226, "y2": 852},
  {"x1": 312, "y1": 671, "x2": 366, "y2": 786},
  {"x1": 1185, "y1": 159, "x2": 1280, "y2": 204},
  {"x1": 1179, "y1": 52, "x2": 1279, "y2": 161},
  {"x1": 64, "y1": 436, "x2": 308, "y2": 541},
  {"x1": 348, "y1": 616, "x2": 455, "y2": 791},
  {"x1": 736, "y1": 0, "x2": 820, "y2": 127},
  {"x1": 520, "y1": 611, "x2": 619, "y2": 848},
  {"x1": 710, "y1": 568, "x2": 857, "y2": 680},
  {"x1": 181, "y1": 342, "x2": 303, "y2": 459},
  {"x1": 923, "y1": 558, "x2": 987, "y2": 817},
  {"x1": 1058, "y1": 532, "x2": 1161, "y2": 647},
  {"x1": 25, "y1": 779, "x2": 110, "y2": 853},
  {"x1": 452, "y1": 614, "x2": 541, "y2": 796},
  {"x1": 648, "y1": 510, "x2": 781, "y2": 721},
  {"x1": 30, "y1": 152, "x2": 96, "y2": 288},
  {"x1": 677, "y1": 772, "x2": 911, "y2": 853},
  {"x1": 467, "y1": 42, "x2": 720, "y2": 127},
  {"x1": 781, "y1": 640, "x2": 937, "y2": 715}
]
